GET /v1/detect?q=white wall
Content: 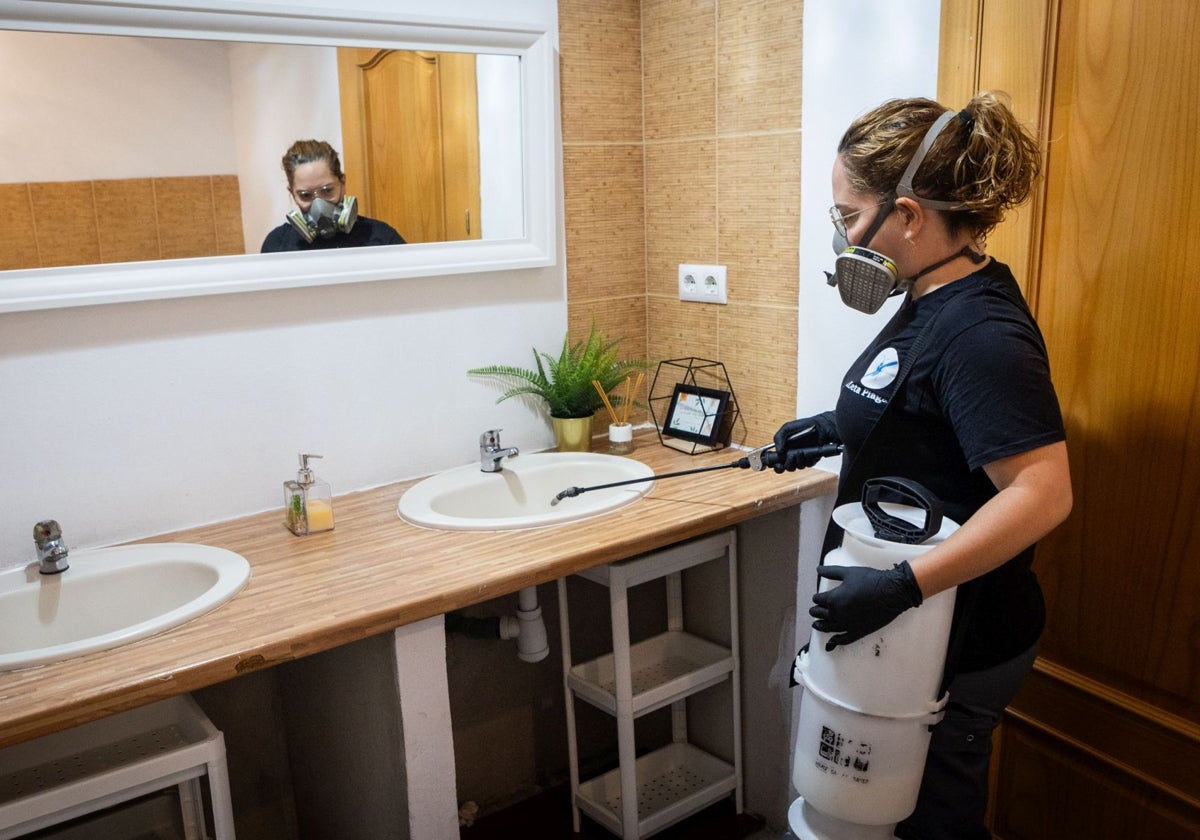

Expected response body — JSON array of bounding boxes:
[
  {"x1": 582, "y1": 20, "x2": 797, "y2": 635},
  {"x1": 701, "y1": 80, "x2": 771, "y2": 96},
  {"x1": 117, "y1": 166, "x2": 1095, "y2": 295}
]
[
  {"x1": 1, "y1": 30, "x2": 237, "y2": 179},
  {"x1": 477, "y1": 54, "x2": 525, "y2": 241},
  {"x1": 0, "y1": 0, "x2": 563, "y2": 568},
  {"x1": 796, "y1": 0, "x2": 943, "y2": 418}
]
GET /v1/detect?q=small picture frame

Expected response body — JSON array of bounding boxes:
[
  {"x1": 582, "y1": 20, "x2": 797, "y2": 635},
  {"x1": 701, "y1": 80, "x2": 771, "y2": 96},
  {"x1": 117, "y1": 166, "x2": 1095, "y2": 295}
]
[{"x1": 661, "y1": 383, "x2": 733, "y2": 448}]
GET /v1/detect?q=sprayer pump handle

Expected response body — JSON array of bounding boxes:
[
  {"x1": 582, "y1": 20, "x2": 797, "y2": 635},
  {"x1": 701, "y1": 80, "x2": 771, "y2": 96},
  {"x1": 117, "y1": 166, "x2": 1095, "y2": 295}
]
[{"x1": 861, "y1": 476, "x2": 944, "y2": 544}]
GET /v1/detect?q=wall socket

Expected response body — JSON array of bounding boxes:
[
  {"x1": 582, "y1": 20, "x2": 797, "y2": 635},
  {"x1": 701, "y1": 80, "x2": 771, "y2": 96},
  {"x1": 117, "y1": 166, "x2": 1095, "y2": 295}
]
[{"x1": 678, "y1": 264, "x2": 728, "y2": 304}]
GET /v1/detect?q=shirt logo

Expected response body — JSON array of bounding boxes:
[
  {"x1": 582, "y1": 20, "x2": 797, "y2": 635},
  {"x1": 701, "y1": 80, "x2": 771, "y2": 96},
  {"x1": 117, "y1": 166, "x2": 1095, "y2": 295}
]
[{"x1": 861, "y1": 348, "x2": 899, "y2": 390}]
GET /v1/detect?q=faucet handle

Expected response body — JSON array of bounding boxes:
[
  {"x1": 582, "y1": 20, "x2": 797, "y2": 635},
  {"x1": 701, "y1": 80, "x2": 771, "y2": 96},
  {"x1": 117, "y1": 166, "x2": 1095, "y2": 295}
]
[
  {"x1": 480, "y1": 429, "x2": 503, "y2": 448},
  {"x1": 33, "y1": 519, "x2": 62, "y2": 547}
]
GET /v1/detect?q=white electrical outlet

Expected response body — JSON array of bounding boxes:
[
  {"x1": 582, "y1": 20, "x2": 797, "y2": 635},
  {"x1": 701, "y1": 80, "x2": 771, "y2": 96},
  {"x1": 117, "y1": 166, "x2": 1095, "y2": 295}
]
[{"x1": 678, "y1": 264, "x2": 727, "y2": 304}]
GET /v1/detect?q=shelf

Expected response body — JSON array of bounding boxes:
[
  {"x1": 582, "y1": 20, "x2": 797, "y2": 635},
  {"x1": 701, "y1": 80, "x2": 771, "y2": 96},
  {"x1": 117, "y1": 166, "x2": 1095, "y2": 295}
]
[
  {"x1": 0, "y1": 695, "x2": 232, "y2": 839},
  {"x1": 568, "y1": 631, "x2": 733, "y2": 717},
  {"x1": 576, "y1": 742, "x2": 737, "y2": 838},
  {"x1": 559, "y1": 529, "x2": 741, "y2": 838}
]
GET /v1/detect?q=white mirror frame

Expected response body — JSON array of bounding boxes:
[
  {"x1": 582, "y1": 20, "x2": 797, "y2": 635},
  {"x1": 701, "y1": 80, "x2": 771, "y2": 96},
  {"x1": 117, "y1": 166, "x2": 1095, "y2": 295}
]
[{"x1": 0, "y1": 0, "x2": 557, "y2": 313}]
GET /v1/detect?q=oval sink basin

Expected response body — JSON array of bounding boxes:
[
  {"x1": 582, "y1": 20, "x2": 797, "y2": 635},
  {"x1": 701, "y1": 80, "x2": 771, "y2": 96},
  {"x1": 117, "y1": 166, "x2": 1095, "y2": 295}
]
[
  {"x1": 398, "y1": 451, "x2": 655, "y2": 531},
  {"x1": 0, "y1": 543, "x2": 250, "y2": 672}
]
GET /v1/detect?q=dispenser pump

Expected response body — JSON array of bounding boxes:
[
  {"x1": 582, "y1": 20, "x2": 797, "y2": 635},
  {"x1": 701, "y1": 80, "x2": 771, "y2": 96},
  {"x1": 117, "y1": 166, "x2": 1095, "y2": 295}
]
[
  {"x1": 284, "y1": 452, "x2": 335, "y2": 536},
  {"x1": 296, "y1": 453, "x2": 320, "y2": 486}
]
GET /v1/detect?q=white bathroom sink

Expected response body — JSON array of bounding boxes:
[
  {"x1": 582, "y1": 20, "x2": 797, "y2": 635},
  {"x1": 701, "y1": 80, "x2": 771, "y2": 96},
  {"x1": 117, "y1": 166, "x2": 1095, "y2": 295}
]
[
  {"x1": 0, "y1": 543, "x2": 251, "y2": 672},
  {"x1": 397, "y1": 451, "x2": 655, "y2": 531}
]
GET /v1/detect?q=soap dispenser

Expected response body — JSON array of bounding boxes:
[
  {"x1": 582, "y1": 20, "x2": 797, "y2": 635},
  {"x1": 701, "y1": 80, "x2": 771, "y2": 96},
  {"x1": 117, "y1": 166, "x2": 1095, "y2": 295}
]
[{"x1": 284, "y1": 453, "x2": 335, "y2": 535}]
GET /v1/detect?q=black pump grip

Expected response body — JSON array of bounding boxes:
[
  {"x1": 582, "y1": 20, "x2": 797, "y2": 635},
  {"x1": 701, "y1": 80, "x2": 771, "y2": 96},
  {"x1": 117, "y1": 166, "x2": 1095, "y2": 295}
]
[{"x1": 862, "y1": 477, "x2": 943, "y2": 544}]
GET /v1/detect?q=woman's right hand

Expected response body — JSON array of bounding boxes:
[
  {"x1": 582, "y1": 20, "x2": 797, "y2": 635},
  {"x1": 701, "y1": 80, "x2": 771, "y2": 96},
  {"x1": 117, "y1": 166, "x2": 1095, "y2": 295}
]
[{"x1": 772, "y1": 411, "x2": 839, "y2": 472}]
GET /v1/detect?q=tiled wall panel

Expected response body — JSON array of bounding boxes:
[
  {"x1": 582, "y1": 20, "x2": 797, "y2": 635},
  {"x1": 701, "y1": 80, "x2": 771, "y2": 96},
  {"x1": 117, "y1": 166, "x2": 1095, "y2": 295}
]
[
  {"x1": 3, "y1": 175, "x2": 246, "y2": 270},
  {"x1": 560, "y1": 0, "x2": 649, "y2": 424},
  {"x1": 30, "y1": 181, "x2": 101, "y2": 268},
  {"x1": 561, "y1": 0, "x2": 804, "y2": 444},
  {"x1": 95, "y1": 178, "x2": 161, "y2": 264},
  {"x1": 2, "y1": 187, "x2": 44, "y2": 271}
]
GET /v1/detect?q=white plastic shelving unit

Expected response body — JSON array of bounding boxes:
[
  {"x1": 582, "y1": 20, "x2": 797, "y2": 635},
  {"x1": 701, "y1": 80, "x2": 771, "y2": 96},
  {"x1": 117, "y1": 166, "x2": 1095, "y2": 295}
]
[
  {"x1": 557, "y1": 530, "x2": 742, "y2": 839},
  {"x1": 0, "y1": 694, "x2": 233, "y2": 840}
]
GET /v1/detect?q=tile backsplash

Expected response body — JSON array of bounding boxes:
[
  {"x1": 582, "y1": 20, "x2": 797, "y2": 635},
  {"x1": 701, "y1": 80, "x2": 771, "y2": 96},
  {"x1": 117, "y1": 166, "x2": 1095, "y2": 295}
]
[
  {"x1": 560, "y1": 0, "x2": 802, "y2": 444},
  {"x1": 4, "y1": 175, "x2": 245, "y2": 270}
]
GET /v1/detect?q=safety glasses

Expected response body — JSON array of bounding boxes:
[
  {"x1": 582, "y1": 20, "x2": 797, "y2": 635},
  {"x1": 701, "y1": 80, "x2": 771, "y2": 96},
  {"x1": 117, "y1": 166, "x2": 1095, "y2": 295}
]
[
  {"x1": 292, "y1": 183, "x2": 341, "y2": 203},
  {"x1": 828, "y1": 200, "x2": 889, "y2": 239}
]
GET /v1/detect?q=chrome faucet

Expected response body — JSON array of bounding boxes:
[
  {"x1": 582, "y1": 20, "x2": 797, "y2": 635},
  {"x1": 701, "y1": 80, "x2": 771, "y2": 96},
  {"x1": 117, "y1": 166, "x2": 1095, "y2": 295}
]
[
  {"x1": 33, "y1": 519, "x2": 69, "y2": 575},
  {"x1": 480, "y1": 429, "x2": 519, "y2": 473}
]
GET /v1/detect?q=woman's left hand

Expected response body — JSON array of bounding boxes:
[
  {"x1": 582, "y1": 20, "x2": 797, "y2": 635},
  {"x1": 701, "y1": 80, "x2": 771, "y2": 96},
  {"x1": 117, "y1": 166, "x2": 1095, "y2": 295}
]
[{"x1": 811, "y1": 561, "x2": 924, "y2": 650}]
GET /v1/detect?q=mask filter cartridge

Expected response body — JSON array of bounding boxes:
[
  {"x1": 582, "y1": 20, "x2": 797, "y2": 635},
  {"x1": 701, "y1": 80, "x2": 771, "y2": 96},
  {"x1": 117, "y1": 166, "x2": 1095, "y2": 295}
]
[{"x1": 826, "y1": 246, "x2": 904, "y2": 315}]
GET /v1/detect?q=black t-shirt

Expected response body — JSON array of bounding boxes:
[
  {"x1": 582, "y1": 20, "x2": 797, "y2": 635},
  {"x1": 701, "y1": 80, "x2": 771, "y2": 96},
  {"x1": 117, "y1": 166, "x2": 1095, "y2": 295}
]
[
  {"x1": 260, "y1": 216, "x2": 406, "y2": 252},
  {"x1": 833, "y1": 258, "x2": 1066, "y2": 675}
]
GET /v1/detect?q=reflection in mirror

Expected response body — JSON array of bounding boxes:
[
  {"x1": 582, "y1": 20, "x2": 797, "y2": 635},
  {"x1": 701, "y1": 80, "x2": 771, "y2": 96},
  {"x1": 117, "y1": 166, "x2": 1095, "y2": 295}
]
[
  {"x1": 1, "y1": 29, "x2": 523, "y2": 271},
  {"x1": 0, "y1": 1, "x2": 556, "y2": 313}
]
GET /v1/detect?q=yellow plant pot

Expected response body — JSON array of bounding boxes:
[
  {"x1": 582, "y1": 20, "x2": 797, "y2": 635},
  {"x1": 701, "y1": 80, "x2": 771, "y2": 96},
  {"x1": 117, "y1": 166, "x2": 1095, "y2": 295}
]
[{"x1": 551, "y1": 415, "x2": 593, "y2": 452}]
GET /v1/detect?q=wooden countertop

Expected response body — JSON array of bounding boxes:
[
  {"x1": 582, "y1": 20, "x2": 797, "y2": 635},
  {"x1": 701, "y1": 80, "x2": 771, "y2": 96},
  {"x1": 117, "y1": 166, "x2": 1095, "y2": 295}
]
[{"x1": 0, "y1": 431, "x2": 835, "y2": 749}]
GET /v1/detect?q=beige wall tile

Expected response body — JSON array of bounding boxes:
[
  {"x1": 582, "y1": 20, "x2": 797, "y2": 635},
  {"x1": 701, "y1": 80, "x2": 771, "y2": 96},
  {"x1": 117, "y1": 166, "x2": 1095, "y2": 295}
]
[
  {"x1": 717, "y1": 0, "x2": 803, "y2": 134},
  {"x1": 717, "y1": 302, "x2": 798, "y2": 444},
  {"x1": 717, "y1": 132, "x2": 801, "y2": 307},
  {"x1": 1, "y1": 185, "x2": 41, "y2": 270},
  {"x1": 30, "y1": 181, "x2": 100, "y2": 268},
  {"x1": 95, "y1": 178, "x2": 160, "y2": 264},
  {"x1": 563, "y1": 144, "x2": 646, "y2": 301},
  {"x1": 568, "y1": 297, "x2": 647, "y2": 360},
  {"x1": 647, "y1": 296, "x2": 721, "y2": 367},
  {"x1": 645, "y1": 140, "x2": 717, "y2": 293},
  {"x1": 643, "y1": 0, "x2": 716, "y2": 140},
  {"x1": 211, "y1": 175, "x2": 247, "y2": 256},
  {"x1": 155, "y1": 176, "x2": 217, "y2": 260},
  {"x1": 568, "y1": 296, "x2": 650, "y2": 424},
  {"x1": 559, "y1": 0, "x2": 643, "y2": 144}
]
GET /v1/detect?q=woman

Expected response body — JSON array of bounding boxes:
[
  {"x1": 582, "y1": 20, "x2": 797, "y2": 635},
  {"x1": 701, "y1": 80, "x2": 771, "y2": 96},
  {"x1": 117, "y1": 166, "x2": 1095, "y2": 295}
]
[
  {"x1": 775, "y1": 92, "x2": 1072, "y2": 839},
  {"x1": 261, "y1": 139, "x2": 405, "y2": 252}
]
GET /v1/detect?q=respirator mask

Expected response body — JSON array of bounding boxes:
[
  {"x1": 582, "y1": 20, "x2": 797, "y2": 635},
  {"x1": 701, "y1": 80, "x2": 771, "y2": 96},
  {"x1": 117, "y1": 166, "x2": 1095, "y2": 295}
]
[
  {"x1": 826, "y1": 110, "x2": 971, "y2": 314},
  {"x1": 286, "y1": 195, "x2": 359, "y2": 244}
]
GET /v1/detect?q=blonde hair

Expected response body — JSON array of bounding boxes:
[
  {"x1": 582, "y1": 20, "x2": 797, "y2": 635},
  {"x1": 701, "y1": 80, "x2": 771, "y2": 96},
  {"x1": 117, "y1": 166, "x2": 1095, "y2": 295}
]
[
  {"x1": 837, "y1": 91, "x2": 1040, "y2": 239},
  {"x1": 281, "y1": 140, "x2": 345, "y2": 190}
]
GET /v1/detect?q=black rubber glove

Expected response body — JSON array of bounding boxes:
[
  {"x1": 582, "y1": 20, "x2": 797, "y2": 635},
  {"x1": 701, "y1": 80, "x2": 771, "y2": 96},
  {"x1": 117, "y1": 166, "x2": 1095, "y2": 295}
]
[
  {"x1": 809, "y1": 561, "x2": 923, "y2": 651},
  {"x1": 772, "y1": 411, "x2": 839, "y2": 473}
]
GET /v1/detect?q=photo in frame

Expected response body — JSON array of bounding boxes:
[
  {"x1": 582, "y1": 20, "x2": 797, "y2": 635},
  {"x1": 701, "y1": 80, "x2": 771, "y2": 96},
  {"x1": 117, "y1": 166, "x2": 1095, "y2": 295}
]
[{"x1": 660, "y1": 383, "x2": 733, "y2": 449}]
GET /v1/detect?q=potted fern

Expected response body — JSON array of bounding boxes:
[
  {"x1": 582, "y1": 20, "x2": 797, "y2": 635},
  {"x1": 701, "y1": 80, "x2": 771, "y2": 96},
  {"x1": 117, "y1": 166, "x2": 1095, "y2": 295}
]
[{"x1": 468, "y1": 324, "x2": 648, "y2": 451}]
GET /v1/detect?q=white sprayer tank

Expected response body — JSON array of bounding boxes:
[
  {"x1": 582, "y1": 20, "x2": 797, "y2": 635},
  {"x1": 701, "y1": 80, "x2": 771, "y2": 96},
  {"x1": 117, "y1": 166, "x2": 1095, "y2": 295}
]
[{"x1": 790, "y1": 478, "x2": 960, "y2": 839}]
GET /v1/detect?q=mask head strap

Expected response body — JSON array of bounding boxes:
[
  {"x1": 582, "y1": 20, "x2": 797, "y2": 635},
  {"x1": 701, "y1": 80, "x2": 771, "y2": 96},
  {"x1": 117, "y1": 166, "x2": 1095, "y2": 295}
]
[
  {"x1": 856, "y1": 195, "x2": 895, "y2": 250},
  {"x1": 895, "y1": 110, "x2": 967, "y2": 211}
]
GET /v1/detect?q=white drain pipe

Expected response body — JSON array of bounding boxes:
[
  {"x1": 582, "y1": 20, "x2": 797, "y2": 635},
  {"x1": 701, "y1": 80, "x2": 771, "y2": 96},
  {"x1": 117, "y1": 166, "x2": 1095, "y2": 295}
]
[
  {"x1": 499, "y1": 586, "x2": 549, "y2": 662},
  {"x1": 445, "y1": 586, "x2": 549, "y2": 663}
]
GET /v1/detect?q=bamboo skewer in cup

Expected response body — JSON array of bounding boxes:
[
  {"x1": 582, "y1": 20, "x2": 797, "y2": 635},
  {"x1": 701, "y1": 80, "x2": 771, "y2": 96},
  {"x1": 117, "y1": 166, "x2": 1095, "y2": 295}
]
[{"x1": 600, "y1": 376, "x2": 637, "y2": 455}]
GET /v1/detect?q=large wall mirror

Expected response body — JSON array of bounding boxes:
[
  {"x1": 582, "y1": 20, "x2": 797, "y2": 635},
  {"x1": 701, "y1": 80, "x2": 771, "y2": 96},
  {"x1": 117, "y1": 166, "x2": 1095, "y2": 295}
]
[{"x1": 0, "y1": 1, "x2": 557, "y2": 312}]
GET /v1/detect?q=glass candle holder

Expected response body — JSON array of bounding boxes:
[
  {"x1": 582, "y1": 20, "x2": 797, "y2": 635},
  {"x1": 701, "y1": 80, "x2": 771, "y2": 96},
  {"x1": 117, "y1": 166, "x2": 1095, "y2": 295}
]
[{"x1": 608, "y1": 422, "x2": 634, "y2": 455}]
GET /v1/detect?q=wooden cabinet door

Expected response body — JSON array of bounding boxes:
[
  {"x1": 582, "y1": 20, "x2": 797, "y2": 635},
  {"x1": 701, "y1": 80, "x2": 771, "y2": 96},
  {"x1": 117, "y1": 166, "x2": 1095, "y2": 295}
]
[{"x1": 940, "y1": 2, "x2": 1200, "y2": 836}]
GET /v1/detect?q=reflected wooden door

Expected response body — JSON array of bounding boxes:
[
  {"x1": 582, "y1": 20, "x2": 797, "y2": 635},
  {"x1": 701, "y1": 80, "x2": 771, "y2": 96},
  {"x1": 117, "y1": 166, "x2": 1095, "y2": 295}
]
[
  {"x1": 338, "y1": 49, "x2": 481, "y2": 244},
  {"x1": 940, "y1": 2, "x2": 1200, "y2": 836}
]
